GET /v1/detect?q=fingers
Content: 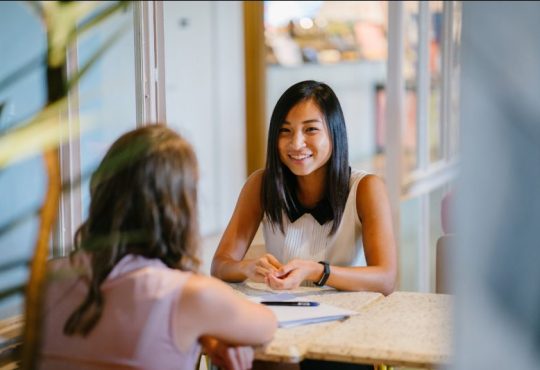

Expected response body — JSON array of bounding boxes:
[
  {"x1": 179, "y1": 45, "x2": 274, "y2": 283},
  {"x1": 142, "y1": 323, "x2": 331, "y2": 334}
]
[
  {"x1": 266, "y1": 274, "x2": 285, "y2": 290},
  {"x1": 266, "y1": 271, "x2": 302, "y2": 290},
  {"x1": 225, "y1": 346, "x2": 254, "y2": 370},
  {"x1": 239, "y1": 346, "x2": 254, "y2": 369},
  {"x1": 202, "y1": 338, "x2": 255, "y2": 370},
  {"x1": 258, "y1": 254, "x2": 282, "y2": 272},
  {"x1": 252, "y1": 254, "x2": 282, "y2": 280},
  {"x1": 273, "y1": 262, "x2": 295, "y2": 278},
  {"x1": 226, "y1": 347, "x2": 240, "y2": 370},
  {"x1": 265, "y1": 254, "x2": 282, "y2": 269},
  {"x1": 266, "y1": 260, "x2": 309, "y2": 290}
]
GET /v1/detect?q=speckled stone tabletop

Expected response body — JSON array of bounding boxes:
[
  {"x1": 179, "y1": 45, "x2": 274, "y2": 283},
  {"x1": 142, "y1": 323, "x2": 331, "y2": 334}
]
[
  {"x1": 307, "y1": 291, "x2": 453, "y2": 368},
  {"x1": 258, "y1": 291, "x2": 385, "y2": 362},
  {"x1": 232, "y1": 284, "x2": 452, "y2": 367},
  {"x1": 230, "y1": 282, "x2": 384, "y2": 363}
]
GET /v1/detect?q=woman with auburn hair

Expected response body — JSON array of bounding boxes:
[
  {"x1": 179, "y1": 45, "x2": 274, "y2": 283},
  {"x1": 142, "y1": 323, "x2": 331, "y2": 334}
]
[{"x1": 40, "y1": 125, "x2": 276, "y2": 370}]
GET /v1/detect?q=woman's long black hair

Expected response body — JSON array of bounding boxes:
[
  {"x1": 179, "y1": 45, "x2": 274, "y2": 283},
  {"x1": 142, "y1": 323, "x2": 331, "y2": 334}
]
[
  {"x1": 262, "y1": 80, "x2": 350, "y2": 235},
  {"x1": 64, "y1": 124, "x2": 200, "y2": 336}
]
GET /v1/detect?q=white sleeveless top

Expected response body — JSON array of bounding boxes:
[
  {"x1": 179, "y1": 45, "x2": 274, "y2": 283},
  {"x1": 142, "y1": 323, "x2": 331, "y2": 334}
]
[{"x1": 262, "y1": 169, "x2": 368, "y2": 267}]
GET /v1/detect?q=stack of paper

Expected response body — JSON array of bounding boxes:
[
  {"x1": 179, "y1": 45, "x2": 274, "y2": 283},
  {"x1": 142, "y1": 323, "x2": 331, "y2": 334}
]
[{"x1": 249, "y1": 296, "x2": 358, "y2": 328}]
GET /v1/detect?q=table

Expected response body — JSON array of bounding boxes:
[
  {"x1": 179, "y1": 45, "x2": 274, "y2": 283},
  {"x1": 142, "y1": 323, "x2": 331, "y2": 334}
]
[
  {"x1": 232, "y1": 283, "x2": 452, "y2": 368},
  {"x1": 307, "y1": 292, "x2": 453, "y2": 368}
]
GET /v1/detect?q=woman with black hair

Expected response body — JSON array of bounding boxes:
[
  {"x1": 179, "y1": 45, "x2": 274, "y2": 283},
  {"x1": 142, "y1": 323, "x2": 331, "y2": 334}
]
[
  {"x1": 40, "y1": 125, "x2": 276, "y2": 370},
  {"x1": 212, "y1": 80, "x2": 396, "y2": 293}
]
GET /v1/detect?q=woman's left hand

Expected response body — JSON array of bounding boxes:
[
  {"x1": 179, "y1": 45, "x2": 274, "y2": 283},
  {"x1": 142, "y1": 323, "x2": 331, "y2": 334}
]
[
  {"x1": 266, "y1": 259, "x2": 322, "y2": 290},
  {"x1": 202, "y1": 337, "x2": 254, "y2": 370}
]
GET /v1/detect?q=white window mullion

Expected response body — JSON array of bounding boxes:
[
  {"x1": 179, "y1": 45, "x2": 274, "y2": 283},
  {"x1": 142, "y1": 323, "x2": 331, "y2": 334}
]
[
  {"x1": 54, "y1": 44, "x2": 82, "y2": 257},
  {"x1": 133, "y1": 1, "x2": 167, "y2": 126},
  {"x1": 441, "y1": 1, "x2": 454, "y2": 161},
  {"x1": 416, "y1": 1, "x2": 431, "y2": 292},
  {"x1": 417, "y1": 1, "x2": 430, "y2": 171},
  {"x1": 386, "y1": 1, "x2": 405, "y2": 287}
]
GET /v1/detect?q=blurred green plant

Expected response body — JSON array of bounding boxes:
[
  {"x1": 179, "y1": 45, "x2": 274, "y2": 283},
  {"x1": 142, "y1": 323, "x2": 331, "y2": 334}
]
[{"x1": 0, "y1": 1, "x2": 130, "y2": 368}]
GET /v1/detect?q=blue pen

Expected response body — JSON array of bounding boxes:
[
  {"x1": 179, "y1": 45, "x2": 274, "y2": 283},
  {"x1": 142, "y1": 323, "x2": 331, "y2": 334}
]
[{"x1": 261, "y1": 301, "x2": 319, "y2": 307}]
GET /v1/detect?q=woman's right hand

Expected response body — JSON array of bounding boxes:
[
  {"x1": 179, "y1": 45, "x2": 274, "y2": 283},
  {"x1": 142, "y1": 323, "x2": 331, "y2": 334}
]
[{"x1": 244, "y1": 254, "x2": 283, "y2": 282}]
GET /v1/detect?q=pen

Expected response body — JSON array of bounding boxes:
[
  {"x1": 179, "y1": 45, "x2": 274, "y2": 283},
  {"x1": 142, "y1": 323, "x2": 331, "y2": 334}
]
[{"x1": 261, "y1": 301, "x2": 320, "y2": 307}]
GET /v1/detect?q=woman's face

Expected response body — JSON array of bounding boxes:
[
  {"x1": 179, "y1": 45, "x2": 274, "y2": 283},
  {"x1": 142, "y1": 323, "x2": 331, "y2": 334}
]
[{"x1": 278, "y1": 99, "x2": 332, "y2": 178}]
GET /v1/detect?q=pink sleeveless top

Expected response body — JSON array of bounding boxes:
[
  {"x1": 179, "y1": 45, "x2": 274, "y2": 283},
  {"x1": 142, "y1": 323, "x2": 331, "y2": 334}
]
[{"x1": 40, "y1": 253, "x2": 200, "y2": 370}]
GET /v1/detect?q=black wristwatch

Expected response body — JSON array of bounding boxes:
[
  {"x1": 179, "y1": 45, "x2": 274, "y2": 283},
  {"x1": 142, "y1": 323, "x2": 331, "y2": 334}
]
[{"x1": 314, "y1": 261, "x2": 330, "y2": 287}]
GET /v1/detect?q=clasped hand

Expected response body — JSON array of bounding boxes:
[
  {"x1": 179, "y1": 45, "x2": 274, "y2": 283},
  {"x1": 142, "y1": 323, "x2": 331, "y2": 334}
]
[
  {"x1": 247, "y1": 254, "x2": 319, "y2": 290},
  {"x1": 202, "y1": 337, "x2": 254, "y2": 370}
]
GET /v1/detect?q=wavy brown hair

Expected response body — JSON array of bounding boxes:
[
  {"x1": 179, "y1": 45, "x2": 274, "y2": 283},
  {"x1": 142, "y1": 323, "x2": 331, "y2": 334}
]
[{"x1": 64, "y1": 124, "x2": 200, "y2": 336}]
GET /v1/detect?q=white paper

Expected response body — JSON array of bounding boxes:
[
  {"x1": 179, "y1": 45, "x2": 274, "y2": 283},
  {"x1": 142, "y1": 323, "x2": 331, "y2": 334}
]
[{"x1": 249, "y1": 296, "x2": 358, "y2": 328}]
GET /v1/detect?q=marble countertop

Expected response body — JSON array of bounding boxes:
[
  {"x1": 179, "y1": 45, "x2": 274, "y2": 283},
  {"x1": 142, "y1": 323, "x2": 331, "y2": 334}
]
[
  {"x1": 232, "y1": 283, "x2": 452, "y2": 367},
  {"x1": 256, "y1": 290, "x2": 384, "y2": 363},
  {"x1": 307, "y1": 291, "x2": 453, "y2": 368}
]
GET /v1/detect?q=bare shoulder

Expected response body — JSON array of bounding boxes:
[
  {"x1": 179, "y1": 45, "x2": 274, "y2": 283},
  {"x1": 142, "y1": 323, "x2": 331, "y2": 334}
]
[
  {"x1": 181, "y1": 274, "x2": 235, "y2": 308},
  {"x1": 357, "y1": 174, "x2": 387, "y2": 198},
  {"x1": 358, "y1": 173, "x2": 385, "y2": 190},
  {"x1": 356, "y1": 174, "x2": 390, "y2": 218},
  {"x1": 243, "y1": 168, "x2": 264, "y2": 192},
  {"x1": 235, "y1": 169, "x2": 265, "y2": 209},
  {"x1": 248, "y1": 168, "x2": 265, "y2": 181}
]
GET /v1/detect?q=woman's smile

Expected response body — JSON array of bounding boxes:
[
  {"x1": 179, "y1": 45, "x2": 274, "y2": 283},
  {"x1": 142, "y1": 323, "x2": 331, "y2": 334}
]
[{"x1": 288, "y1": 152, "x2": 313, "y2": 161}]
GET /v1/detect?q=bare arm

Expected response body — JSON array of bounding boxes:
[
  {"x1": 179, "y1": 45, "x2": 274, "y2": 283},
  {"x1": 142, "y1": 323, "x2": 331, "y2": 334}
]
[
  {"x1": 268, "y1": 175, "x2": 397, "y2": 294},
  {"x1": 211, "y1": 170, "x2": 282, "y2": 282},
  {"x1": 175, "y1": 275, "x2": 277, "y2": 351}
]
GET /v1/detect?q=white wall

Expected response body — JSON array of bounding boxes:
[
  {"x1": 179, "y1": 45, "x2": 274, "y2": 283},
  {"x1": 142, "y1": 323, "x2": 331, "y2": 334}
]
[{"x1": 163, "y1": 1, "x2": 246, "y2": 237}]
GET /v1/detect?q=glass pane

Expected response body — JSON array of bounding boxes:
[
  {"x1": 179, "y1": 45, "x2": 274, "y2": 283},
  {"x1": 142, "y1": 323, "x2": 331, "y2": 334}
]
[
  {"x1": 0, "y1": 2, "x2": 47, "y2": 319},
  {"x1": 399, "y1": 184, "x2": 449, "y2": 292},
  {"x1": 399, "y1": 196, "x2": 420, "y2": 292},
  {"x1": 76, "y1": 7, "x2": 136, "y2": 221},
  {"x1": 264, "y1": 1, "x2": 388, "y2": 175}
]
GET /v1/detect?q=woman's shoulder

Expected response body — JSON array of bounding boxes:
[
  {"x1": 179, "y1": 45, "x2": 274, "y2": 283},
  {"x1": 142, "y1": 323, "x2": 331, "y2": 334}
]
[
  {"x1": 47, "y1": 251, "x2": 91, "y2": 281},
  {"x1": 246, "y1": 168, "x2": 264, "y2": 186},
  {"x1": 355, "y1": 173, "x2": 388, "y2": 211},
  {"x1": 350, "y1": 168, "x2": 370, "y2": 180},
  {"x1": 349, "y1": 168, "x2": 372, "y2": 190},
  {"x1": 240, "y1": 168, "x2": 265, "y2": 197},
  {"x1": 178, "y1": 274, "x2": 240, "y2": 313}
]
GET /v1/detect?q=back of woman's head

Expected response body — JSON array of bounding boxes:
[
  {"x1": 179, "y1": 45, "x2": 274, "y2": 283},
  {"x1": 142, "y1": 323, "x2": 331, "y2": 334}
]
[
  {"x1": 65, "y1": 124, "x2": 199, "y2": 336},
  {"x1": 82, "y1": 124, "x2": 199, "y2": 270}
]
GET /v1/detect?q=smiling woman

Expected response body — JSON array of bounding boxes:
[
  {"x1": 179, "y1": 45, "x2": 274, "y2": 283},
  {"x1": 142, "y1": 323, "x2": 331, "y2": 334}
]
[{"x1": 211, "y1": 80, "x2": 397, "y2": 294}]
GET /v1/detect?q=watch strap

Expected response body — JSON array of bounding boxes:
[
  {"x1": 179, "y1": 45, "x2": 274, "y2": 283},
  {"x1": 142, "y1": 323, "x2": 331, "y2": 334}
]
[{"x1": 315, "y1": 261, "x2": 330, "y2": 286}]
